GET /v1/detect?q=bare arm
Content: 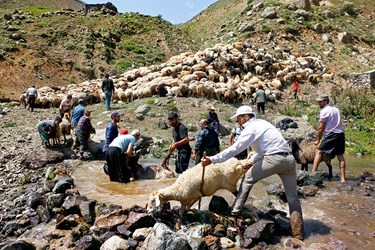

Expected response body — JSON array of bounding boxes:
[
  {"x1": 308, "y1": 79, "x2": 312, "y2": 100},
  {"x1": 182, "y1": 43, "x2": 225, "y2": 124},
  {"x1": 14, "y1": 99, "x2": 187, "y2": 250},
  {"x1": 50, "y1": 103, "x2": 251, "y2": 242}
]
[
  {"x1": 315, "y1": 122, "x2": 325, "y2": 145},
  {"x1": 228, "y1": 133, "x2": 234, "y2": 146},
  {"x1": 168, "y1": 136, "x2": 189, "y2": 153},
  {"x1": 125, "y1": 143, "x2": 133, "y2": 158}
]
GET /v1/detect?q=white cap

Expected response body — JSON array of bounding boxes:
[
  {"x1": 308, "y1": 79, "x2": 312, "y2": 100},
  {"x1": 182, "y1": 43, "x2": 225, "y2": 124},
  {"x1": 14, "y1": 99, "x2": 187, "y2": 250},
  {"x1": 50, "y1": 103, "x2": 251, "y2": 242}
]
[
  {"x1": 230, "y1": 106, "x2": 255, "y2": 119},
  {"x1": 131, "y1": 129, "x2": 140, "y2": 136}
]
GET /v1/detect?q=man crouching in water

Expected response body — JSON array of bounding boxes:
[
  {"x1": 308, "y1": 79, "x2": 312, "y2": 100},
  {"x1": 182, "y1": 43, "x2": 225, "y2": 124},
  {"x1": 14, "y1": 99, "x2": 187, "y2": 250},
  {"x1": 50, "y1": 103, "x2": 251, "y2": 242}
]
[
  {"x1": 105, "y1": 129, "x2": 141, "y2": 183},
  {"x1": 201, "y1": 106, "x2": 304, "y2": 240}
]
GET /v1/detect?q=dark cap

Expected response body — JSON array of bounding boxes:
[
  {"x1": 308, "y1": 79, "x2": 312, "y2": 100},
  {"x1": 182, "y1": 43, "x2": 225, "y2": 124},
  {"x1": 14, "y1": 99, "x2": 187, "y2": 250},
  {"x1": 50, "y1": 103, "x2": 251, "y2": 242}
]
[
  {"x1": 67, "y1": 94, "x2": 73, "y2": 99},
  {"x1": 111, "y1": 112, "x2": 123, "y2": 118},
  {"x1": 316, "y1": 94, "x2": 329, "y2": 102},
  {"x1": 78, "y1": 99, "x2": 84, "y2": 104},
  {"x1": 168, "y1": 112, "x2": 178, "y2": 120},
  {"x1": 85, "y1": 108, "x2": 93, "y2": 113}
]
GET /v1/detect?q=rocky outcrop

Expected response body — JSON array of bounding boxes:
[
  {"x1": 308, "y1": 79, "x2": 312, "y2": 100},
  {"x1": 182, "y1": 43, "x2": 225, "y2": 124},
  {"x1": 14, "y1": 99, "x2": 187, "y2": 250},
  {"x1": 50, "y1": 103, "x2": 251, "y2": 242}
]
[{"x1": 348, "y1": 70, "x2": 375, "y2": 89}]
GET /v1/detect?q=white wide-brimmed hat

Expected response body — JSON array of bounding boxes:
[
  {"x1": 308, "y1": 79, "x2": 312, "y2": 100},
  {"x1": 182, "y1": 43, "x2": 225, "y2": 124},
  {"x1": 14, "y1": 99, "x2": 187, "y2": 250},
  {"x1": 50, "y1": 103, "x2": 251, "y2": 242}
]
[{"x1": 230, "y1": 106, "x2": 255, "y2": 119}]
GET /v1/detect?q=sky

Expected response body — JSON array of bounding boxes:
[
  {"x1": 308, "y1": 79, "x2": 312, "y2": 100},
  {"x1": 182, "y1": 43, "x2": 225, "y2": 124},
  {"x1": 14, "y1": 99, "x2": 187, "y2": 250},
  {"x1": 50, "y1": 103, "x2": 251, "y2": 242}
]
[{"x1": 84, "y1": 0, "x2": 217, "y2": 24}]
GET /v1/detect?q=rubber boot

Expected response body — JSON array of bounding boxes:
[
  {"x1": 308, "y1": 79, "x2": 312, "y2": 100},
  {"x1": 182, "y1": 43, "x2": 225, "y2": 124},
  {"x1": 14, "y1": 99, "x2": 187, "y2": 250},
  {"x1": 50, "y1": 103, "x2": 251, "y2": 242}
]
[{"x1": 290, "y1": 211, "x2": 304, "y2": 240}]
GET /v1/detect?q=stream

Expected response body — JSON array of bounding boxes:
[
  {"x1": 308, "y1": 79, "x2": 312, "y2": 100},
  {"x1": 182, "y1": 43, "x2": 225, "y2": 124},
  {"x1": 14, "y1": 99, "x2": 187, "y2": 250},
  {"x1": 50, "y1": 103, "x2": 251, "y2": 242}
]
[{"x1": 72, "y1": 155, "x2": 375, "y2": 249}]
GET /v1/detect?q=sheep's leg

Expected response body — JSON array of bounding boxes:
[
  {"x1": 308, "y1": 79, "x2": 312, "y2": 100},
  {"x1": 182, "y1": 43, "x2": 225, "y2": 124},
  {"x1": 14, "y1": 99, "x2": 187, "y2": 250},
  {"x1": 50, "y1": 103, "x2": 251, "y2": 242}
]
[
  {"x1": 327, "y1": 163, "x2": 333, "y2": 181},
  {"x1": 63, "y1": 133, "x2": 67, "y2": 144},
  {"x1": 301, "y1": 164, "x2": 308, "y2": 171}
]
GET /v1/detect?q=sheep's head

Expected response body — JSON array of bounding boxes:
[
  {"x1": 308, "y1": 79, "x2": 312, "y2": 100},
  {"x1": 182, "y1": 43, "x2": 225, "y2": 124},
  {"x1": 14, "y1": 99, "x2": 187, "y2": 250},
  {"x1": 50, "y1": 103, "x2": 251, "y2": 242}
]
[{"x1": 147, "y1": 191, "x2": 163, "y2": 213}]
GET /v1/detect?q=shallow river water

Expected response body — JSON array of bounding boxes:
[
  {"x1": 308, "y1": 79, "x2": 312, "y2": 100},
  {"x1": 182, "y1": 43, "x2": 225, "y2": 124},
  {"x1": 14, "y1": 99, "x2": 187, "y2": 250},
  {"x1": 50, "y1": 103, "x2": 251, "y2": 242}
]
[{"x1": 72, "y1": 155, "x2": 375, "y2": 249}]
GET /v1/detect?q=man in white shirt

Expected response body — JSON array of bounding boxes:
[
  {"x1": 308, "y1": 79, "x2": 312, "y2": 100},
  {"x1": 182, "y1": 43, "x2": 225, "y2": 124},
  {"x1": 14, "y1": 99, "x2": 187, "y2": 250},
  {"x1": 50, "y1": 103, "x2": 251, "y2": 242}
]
[
  {"x1": 25, "y1": 85, "x2": 38, "y2": 112},
  {"x1": 201, "y1": 106, "x2": 304, "y2": 240},
  {"x1": 59, "y1": 94, "x2": 73, "y2": 117}
]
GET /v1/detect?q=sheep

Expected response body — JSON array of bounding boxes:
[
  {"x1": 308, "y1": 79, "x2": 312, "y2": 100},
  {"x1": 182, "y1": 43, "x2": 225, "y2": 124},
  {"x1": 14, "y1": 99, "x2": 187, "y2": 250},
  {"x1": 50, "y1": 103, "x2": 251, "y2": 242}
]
[
  {"x1": 19, "y1": 94, "x2": 27, "y2": 108},
  {"x1": 147, "y1": 157, "x2": 246, "y2": 215},
  {"x1": 59, "y1": 112, "x2": 72, "y2": 143},
  {"x1": 290, "y1": 140, "x2": 334, "y2": 180}
]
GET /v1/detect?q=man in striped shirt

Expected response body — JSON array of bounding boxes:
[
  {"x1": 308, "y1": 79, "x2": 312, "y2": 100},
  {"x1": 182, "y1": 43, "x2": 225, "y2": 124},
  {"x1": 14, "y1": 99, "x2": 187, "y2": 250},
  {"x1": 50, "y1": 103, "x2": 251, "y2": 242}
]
[{"x1": 75, "y1": 108, "x2": 96, "y2": 160}]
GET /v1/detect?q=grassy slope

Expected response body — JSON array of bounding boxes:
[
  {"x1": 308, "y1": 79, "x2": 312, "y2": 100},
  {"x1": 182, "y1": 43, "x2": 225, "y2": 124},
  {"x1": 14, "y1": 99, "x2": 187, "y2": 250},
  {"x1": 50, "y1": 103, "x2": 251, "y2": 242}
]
[{"x1": 0, "y1": 0, "x2": 84, "y2": 10}]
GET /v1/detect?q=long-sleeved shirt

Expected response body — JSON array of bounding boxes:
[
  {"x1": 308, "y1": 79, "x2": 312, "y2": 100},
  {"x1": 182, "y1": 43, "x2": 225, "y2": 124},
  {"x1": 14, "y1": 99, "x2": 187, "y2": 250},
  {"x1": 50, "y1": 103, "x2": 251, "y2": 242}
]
[
  {"x1": 102, "y1": 122, "x2": 118, "y2": 152},
  {"x1": 210, "y1": 118, "x2": 291, "y2": 164},
  {"x1": 102, "y1": 78, "x2": 114, "y2": 93},
  {"x1": 71, "y1": 104, "x2": 85, "y2": 127},
  {"x1": 194, "y1": 125, "x2": 220, "y2": 153},
  {"x1": 26, "y1": 87, "x2": 38, "y2": 97},
  {"x1": 77, "y1": 115, "x2": 94, "y2": 135},
  {"x1": 207, "y1": 112, "x2": 220, "y2": 132}
]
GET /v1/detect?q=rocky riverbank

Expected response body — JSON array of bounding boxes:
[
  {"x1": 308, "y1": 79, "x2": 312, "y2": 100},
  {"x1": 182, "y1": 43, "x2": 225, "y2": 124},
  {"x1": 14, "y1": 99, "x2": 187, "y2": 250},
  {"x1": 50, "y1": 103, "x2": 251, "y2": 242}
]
[{"x1": 0, "y1": 99, "x2": 374, "y2": 249}]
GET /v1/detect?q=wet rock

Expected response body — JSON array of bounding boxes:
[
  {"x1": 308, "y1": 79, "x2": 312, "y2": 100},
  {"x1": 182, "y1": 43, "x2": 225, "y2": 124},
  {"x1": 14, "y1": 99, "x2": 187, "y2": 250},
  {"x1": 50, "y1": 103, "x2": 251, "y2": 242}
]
[
  {"x1": 142, "y1": 222, "x2": 191, "y2": 250},
  {"x1": 36, "y1": 205, "x2": 51, "y2": 223},
  {"x1": 21, "y1": 151, "x2": 65, "y2": 170},
  {"x1": 298, "y1": 185, "x2": 319, "y2": 197},
  {"x1": 124, "y1": 211, "x2": 156, "y2": 231},
  {"x1": 94, "y1": 209, "x2": 128, "y2": 230},
  {"x1": 297, "y1": 171, "x2": 323, "y2": 186},
  {"x1": 243, "y1": 220, "x2": 275, "y2": 248},
  {"x1": 56, "y1": 214, "x2": 84, "y2": 230},
  {"x1": 45, "y1": 193, "x2": 65, "y2": 210},
  {"x1": 266, "y1": 183, "x2": 286, "y2": 201},
  {"x1": 2, "y1": 219, "x2": 30, "y2": 236},
  {"x1": 213, "y1": 224, "x2": 226, "y2": 237},
  {"x1": 208, "y1": 195, "x2": 229, "y2": 215},
  {"x1": 75, "y1": 235, "x2": 100, "y2": 250},
  {"x1": 100, "y1": 235, "x2": 129, "y2": 250},
  {"x1": 116, "y1": 224, "x2": 132, "y2": 237},
  {"x1": 71, "y1": 223, "x2": 90, "y2": 241},
  {"x1": 52, "y1": 176, "x2": 74, "y2": 193},
  {"x1": 61, "y1": 195, "x2": 89, "y2": 215},
  {"x1": 203, "y1": 235, "x2": 220, "y2": 250},
  {"x1": 79, "y1": 200, "x2": 97, "y2": 224},
  {"x1": 0, "y1": 240, "x2": 36, "y2": 250},
  {"x1": 132, "y1": 227, "x2": 152, "y2": 240},
  {"x1": 220, "y1": 237, "x2": 235, "y2": 249}
]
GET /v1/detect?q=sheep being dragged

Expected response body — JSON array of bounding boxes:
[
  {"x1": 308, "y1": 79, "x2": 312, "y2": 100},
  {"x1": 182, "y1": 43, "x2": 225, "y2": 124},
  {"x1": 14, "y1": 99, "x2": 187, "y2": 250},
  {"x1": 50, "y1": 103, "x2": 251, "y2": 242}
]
[
  {"x1": 147, "y1": 157, "x2": 246, "y2": 215},
  {"x1": 291, "y1": 140, "x2": 334, "y2": 180}
]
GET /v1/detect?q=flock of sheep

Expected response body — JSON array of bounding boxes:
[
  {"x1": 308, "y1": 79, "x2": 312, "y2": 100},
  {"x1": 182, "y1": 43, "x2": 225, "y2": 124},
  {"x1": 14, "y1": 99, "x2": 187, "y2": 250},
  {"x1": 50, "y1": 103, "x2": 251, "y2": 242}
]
[{"x1": 21, "y1": 41, "x2": 333, "y2": 107}]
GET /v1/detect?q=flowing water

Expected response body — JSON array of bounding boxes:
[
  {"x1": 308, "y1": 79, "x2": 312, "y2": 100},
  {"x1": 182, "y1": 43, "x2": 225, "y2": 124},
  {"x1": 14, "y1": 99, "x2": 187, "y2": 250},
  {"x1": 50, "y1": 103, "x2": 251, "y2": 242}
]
[{"x1": 72, "y1": 155, "x2": 375, "y2": 249}]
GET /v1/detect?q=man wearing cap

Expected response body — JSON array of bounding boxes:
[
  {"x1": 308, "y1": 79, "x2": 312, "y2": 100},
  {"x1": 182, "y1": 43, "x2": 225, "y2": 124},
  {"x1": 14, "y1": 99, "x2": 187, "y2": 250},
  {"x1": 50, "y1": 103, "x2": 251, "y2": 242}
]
[
  {"x1": 59, "y1": 94, "x2": 73, "y2": 118},
  {"x1": 312, "y1": 94, "x2": 346, "y2": 182},
  {"x1": 192, "y1": 118, "x2": 220, "y2": 165},
  {"x1": 75, "y1": 108, "x2": 96, "y2": 160},
  {"x1": 71, "y1": 99, "x2": 85, "y2": 129},
  {"x1": 101, "y1": 74, "x2": 115, "y2": 111},
  {"x1": 207, "y1": 107, "x2": 220, "y2": 134},
  {"x1": 201, "y1": 105, "x2": 304, "y2": 240},
  {"x1": 167, "y1": 112, "x2": 192, "y2": 174},
  {"x1": 37, "y1": 116, "x2": 62, "y2": 148},
  {"x1": 25, "y1": 85, "x2": 38, "y2": 112},
  {"x1": 106, "y1": 129, "x2": 141, "y2": 183},
  {"x1": 102, "y1": 112, "x2": 123, "y2": 153}
]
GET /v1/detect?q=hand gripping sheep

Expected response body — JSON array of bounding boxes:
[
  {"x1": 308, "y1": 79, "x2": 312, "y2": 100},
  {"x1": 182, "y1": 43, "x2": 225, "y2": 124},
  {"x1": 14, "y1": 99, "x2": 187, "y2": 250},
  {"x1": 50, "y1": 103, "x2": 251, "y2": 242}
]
[{"x1": 147, "y1": 157, "x2": 247, "y2": 215}]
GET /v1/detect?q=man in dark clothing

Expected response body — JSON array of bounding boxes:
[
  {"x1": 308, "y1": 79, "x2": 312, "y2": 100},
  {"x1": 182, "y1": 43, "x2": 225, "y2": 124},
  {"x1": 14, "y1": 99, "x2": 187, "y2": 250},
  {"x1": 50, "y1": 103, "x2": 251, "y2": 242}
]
[
  {"x1": 192, "y1": 119, "x2": 220, "y2": 165},
  {"x1": 168, "y1": 112, "x2": 191, "y2": 174},
  {"x1": 101, "y1": 74, "x2": 115, "y2": 111},
  {"x1": 255, "y1": 85, "x2": 267, "y2": 115},
  {"x1": 102, "y1": 112, "x2": 123, "y2": 153},
  {"x1": 207, "y1": 107, "x2": 220, "y2": 134},
  {"x1": 37, "y1": 116, "x2": 62, "y2": 148},
  {"x1": 75, "y1": 108, "x2": 96, "y2": 160},
  {"x1": 26, "y1": 85, "x2": 38, "y2": 112}
]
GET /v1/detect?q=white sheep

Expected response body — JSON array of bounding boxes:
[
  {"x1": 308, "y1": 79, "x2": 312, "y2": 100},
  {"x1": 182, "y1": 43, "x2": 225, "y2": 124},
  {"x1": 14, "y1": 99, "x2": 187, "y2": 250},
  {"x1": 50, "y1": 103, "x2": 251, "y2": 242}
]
[{"x1": 147, "y1": 158, "x2": 246, "y2": 215}]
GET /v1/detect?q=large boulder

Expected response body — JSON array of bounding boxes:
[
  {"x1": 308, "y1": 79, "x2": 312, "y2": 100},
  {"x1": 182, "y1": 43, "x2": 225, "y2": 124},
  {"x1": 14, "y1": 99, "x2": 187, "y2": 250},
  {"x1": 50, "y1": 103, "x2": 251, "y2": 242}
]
[{"x1": 142, "y1": 223, "x2": 191, "y2": 250}]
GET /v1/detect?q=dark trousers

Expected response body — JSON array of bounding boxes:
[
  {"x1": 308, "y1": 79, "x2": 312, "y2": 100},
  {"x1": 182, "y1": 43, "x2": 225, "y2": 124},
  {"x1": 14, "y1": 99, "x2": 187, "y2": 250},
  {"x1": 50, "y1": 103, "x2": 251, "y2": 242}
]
[
  {"x1": 105, "y1": 147, "x2": 131, "y2": 183},
  {"x1": 176, "y1": 148, "x2": 191, "y2": 174},
  {"x1": 257, "y1": 102, "x2": 265, "y2": 115},
  {"x1": 27, "y1": 95, "x2": 36, "y2": 112},
  {"x1": 75, "y1": 129, "x2": 89, "y2": 156}
]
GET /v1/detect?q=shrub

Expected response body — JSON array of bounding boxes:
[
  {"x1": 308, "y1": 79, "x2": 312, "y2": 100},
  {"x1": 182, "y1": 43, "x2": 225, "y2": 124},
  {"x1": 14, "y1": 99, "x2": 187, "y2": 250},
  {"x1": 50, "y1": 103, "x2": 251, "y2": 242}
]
[
  {"x1": 261, "y1": 25, "x2": 271, "y2": 33},
  {"x1": 2, "y1": 121, "x2": 16, "y2": 128},
  {"x1": 166, "y1": 103, "x2": 177, "y2": 111},
  {"x1": 146, "y1": 99, "x2": 155, "y2": 105},
  {"x1": 341, "y1": 5, "x2": 357, "y2": 17},
  {"x1": 115, "y1": 60, "x2": 132, "y2": 72}
]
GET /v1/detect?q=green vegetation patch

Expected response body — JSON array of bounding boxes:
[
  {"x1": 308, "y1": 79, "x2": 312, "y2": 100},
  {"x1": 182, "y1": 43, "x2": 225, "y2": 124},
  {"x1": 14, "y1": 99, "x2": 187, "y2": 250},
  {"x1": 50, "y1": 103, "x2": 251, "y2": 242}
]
[{"x1": 23, "y1": 6, "x2": 55, "y2": 16}]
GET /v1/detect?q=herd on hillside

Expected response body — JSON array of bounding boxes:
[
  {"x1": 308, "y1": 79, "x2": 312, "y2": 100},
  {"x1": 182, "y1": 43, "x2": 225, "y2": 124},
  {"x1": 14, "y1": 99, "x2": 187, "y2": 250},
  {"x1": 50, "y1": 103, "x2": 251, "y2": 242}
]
[{"x1": 20, "y1": 42, "x2": 333, "y2": 108}]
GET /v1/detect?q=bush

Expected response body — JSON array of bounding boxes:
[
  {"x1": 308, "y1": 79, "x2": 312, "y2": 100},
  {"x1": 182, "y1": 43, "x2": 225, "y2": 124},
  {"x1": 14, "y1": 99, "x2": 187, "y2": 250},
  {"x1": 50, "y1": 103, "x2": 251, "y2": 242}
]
[
  {"x1": 146, "y1": 99, "x2": 155, "y2": 105},
  {"x1": 115, "y1": 60, "x2": 132, "y2": 72},
  {"x1": 2, "y1": 121, "x2": 16, "y2": 128},
  {"x1": 261, "y1": 25, "x2": 271, "y2": 33},
  {"x1": 166, "y1": 103, "x2": 177, "y2": 111},
  {"x1": 341, "y1": 5, "x2": 357, "y2": 17}
]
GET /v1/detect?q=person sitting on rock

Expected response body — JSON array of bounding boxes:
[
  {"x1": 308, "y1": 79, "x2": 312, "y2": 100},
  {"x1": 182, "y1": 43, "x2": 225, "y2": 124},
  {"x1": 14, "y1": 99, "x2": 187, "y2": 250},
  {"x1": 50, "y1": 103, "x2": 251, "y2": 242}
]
[{"x1": 37, "y1": 116, "x2": 62, "y2": 148}]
